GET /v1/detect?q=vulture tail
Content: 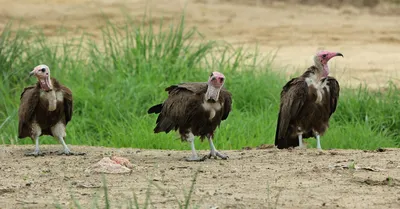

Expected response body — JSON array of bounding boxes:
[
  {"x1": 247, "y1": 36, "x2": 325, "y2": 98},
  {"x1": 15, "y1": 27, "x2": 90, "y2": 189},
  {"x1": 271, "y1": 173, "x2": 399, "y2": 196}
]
[
  {"x1": 274, "y1": 112, "x2": 284, "y2": 148},
  {"x1": 154, "y1": 117, "x2": 175, "y2": 133},
  {"x1": 275, "y1": 111, "x2": 301, "y2": 149},
  {"x1": 275, "y1": 108, "x2": 293, "y2": 149},
  {"x1": 148, "y1": 104, "x2": 163, "y2": 114}
]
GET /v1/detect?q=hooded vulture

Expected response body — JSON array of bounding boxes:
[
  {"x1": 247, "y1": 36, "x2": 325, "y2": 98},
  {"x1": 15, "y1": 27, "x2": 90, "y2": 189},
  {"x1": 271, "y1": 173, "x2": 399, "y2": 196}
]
[
  {"x1": 275, "y1": 51, "x2": 342, "y2": 150},
  {"x1": 18, "y1": 64, "x2": 82, "y2": 156},
  {"x1": 148, "y1": 72, "x2": 232, "y2": 161}
]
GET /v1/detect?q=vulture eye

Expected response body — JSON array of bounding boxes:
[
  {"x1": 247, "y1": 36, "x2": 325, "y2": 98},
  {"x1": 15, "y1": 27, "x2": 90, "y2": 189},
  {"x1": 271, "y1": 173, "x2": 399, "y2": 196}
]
[
  {"x1": 322, "y1": 54, "x2": 327, "y2": 58},
  {"x1": 41, "y1": 68, "x2": 46, "y2": 72}
]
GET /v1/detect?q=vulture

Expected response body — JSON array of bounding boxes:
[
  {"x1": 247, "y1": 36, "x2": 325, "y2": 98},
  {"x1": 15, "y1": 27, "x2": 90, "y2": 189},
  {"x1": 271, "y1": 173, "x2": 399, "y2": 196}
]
[
  {"x1": 18, "y1": 64, "x2": 81, "y2": 156},
  {"x1": 148, "y1": 72, "x2": 232, "y2": 161},
  {"x1": 275, "y1": 51, "x2": 342, "y2": 150}
]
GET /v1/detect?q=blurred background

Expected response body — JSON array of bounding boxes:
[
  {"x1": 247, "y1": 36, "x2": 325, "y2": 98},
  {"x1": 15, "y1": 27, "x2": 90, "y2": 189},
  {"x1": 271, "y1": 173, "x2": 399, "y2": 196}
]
[{"x1": 1, "y1": 0, "x2": 399, "y2": 88}]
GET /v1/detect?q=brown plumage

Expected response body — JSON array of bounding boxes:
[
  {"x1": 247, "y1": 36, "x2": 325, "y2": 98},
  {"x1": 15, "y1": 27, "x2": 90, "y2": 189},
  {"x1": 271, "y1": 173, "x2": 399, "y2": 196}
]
[
  {"x1": 18, "y1": 64, "x2": 82, "y2": 156},
  {"x1": 148, "y1": 72, "x2": 232, "y2": 161},
  {"x1": 275, "y1": 51, "x2": 342, "y2": 150}
]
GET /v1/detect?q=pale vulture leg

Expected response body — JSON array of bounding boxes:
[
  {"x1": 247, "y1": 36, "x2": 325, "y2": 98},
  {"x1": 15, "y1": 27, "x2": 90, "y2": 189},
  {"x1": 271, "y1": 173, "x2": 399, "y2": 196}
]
[
  {"x1": 298, "y1": 134, "x2": 303, "y2": 148},
  {"x1": 205, "y1": 136, "x2": 228, "y2": 160},
  {"x1": 185, "y1": 132, "x2": 203, "y2": 162},
  {"x1": 316, "y1": 134, "x2": 322, "y2": 150},
  {"x1": 25, "y1": 123, "x2": 44, "y2": 157},
  {"x1": 51, "y1": 122, "x2": 84, "y2": 156},
  {"x1": 25, "y1": 136, "x2": 43, "y2": 157}
]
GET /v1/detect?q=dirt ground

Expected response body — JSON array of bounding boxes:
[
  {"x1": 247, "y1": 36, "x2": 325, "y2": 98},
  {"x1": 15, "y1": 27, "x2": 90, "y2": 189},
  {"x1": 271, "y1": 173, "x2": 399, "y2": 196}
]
[
  {"x1": 0, "y1": 145, "x2": 399, "y2": 209},
  {"x1": 0, "y1": 0, "x2": 399, "y2": 88},
  {"x1": 1, "y1": 1, "x2": 400, "y2": 209}
]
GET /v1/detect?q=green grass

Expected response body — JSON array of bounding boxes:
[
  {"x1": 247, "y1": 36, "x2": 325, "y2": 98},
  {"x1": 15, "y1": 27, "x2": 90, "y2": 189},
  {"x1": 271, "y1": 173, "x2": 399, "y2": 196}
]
[{"x1": 0, "y1": 13, "x2": 399, "y2": 151}]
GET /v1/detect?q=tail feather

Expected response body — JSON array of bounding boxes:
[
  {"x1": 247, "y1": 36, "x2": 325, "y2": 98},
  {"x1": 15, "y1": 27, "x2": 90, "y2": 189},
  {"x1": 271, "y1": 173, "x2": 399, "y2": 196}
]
[
  {"x1": 148, "y1": 104, "x2": 163, "y2": 114},
  {"x1": 275, "y1": 111, "x2": 292, "y2": 149},
  {"x1": 275, "y1": 109, "x2": 300, "y2": 149},
  {"x1": 276, "y1": 129, "x2": 314, "y2": 149},
  {"x1": 154, "y1": 117, "x2": 176, "y2": 133}
]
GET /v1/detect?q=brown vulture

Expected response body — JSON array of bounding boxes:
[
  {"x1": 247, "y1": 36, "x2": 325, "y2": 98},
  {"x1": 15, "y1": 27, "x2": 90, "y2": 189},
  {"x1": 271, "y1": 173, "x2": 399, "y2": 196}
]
[
  {"x1": 18, "y1": 64, "x2": 82, "y2": 156},
  {"x1": 275, "y1": 51, "x2": 342, "y2": 150},
  {"x1": 148, "y1": 72, "x2": 232, "y2": 161}
]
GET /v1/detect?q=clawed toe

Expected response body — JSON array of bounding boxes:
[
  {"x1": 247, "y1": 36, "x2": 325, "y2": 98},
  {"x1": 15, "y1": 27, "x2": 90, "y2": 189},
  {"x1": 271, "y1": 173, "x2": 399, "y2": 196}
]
[
  {"x1": 216, "y1": 152, "x2": 229, "y2": 160},
  {"x1": 24, "y1": 151, "x2": 45, "y2": 157},
  {"x1": 295, "y1": 146, "x2": 307, "y2": 150},
  {"x1": 186, "y1": 155, "x2": 205, "y2": 162},
  {"x1": 204, "y1": 151, "x2": 228, "y2": 160},
  {"x1": 57, "y1": 151, "x2": 86, "y2": 156},
  {"x1": 206, "y1": 154, "x2": 217, "y2": 160}
]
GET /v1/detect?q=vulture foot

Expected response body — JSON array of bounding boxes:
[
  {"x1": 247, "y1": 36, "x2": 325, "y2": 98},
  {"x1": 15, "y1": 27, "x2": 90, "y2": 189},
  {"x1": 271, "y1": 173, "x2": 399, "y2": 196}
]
[
  {"x1": 294, "y1": 146, "x2": 307, "y2": 150},
  {"x1": 24, "y1": 151, "x2": 45, "y2": 157},
  {"x1": 57, "y1": 150, "x2": 86, "y2": 156},
  {"x1": 204, "y1": 151, "x2": 228, "y2": 160},
  {"x1": 185, "y1": 155, "x2": 205, "y2": 162}
]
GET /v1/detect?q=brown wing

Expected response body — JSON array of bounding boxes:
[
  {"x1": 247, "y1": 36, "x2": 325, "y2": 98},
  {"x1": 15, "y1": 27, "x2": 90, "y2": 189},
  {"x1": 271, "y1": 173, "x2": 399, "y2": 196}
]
[
  {"x1": 18, "y1": 86, "x2": 40, "y2": 138},
  {"x1": 60, "y1": 85, "x2": 73, "y2": 124},
  {"x1": 166, "y1": 82, "x2": 207, "y2": 94},
  {"x1": 275, "y1": 78, "x2": 308, "y2": 147},
  {"x1": 153, "y1": 83, "x2": 206, "y2": 133},
  {"x1": 220, "y1": 88, "x2": 232, "y2": 120},
  {"x1": 148, "y1": 83, "x2": 207, "y2": 115},
  {"x1": 326, "y1": 76, "x2": 340, "y2": 117}
]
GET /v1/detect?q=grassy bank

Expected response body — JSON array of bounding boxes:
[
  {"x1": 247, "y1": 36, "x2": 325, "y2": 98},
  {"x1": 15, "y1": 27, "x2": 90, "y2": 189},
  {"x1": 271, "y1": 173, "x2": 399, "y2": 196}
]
[{"x1": 0, "y1": 14, "x2": 399, "y2": 151}]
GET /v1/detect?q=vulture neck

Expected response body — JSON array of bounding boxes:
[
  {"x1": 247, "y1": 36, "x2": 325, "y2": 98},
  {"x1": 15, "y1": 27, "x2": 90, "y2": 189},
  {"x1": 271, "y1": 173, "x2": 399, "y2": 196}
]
[
  {"x1": 205, "y1": 85, "x2": 221, "y2": 102},
  {"x1": 39, "y1": 77, "x2": 53, "y2": 92},
  {"x1": 313, "y1": 56, "x2": 329, "y2": 80}
]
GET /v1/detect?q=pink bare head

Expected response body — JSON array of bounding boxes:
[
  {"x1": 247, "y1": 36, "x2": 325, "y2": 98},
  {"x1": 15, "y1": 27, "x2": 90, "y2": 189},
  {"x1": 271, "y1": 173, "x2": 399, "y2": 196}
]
[
  {"x1": 29, "y1": 64, "x2": 50, "y2": 79},
  {"x1": 314, "y1": 51, "x2": 343, "y2": 77},
  {"x1": 208, "y1": 71, "x2": 225, "y2": 88},
  {"x1": 315, "y1": 51, "x2": 343, "y2": 65},
  {"x1": 29, "y1": 64, "x2": 52, "y2": 91}
]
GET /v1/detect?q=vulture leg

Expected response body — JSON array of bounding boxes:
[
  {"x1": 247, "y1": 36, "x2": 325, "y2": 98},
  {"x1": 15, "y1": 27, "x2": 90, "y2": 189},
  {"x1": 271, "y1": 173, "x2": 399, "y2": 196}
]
[
  {"x1": 298, "y1": 134, "x2": 303, "y2": 148},
  {"x1": 316, "y1": 134, "x2": 322, "y2": 150},
  {"x1": 55, "y1": 136, "x2": 85, "y2": 156},
  {"x1": 185, "y1": 132, "x2": 203, "y2": 162},
  {"x1": 25, "y1": 136, "x2": 44, "y2": 156},
  {"x1": 52, "y1": 122, "x2": 85, "y2": 156},
  {"x1": 25, "y1": 123, "x2": 44, "y2": 157},
  {"x1": 56, "y1": 136, "x2": 72, "y2": 155},
  {"x1": 204, "y1": 136, "x2": 228, "y2": 160}
]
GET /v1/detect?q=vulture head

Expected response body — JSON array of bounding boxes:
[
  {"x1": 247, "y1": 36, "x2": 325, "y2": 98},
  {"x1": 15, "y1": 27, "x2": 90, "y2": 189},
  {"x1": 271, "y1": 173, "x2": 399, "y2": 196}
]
[
  {"x1": 30, "y1": 64, "x2": 53, "y2": 91},
  {"x1": 206, "y1": 71, "x2": 225, "y2": 102},
  {"x1": 314, "y1": 51, "x2": 343, "y2": 78}
]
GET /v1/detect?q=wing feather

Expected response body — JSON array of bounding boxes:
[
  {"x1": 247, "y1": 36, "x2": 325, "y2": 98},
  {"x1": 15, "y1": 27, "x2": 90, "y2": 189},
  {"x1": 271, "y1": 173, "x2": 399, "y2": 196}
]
[
  {"x1": 220, "y1": 88, "x2": 232, "y2": 120},
  {"x1": 166, "y1": 82, "x2": 207, "y2": 94},
  {"x1": 60, "y1": 85, "x2": 73, "y2": 124},
  {"x1": 326, "y1": 77, "x2": 340, "y2": 116},
  {"x1": 275, "y1": 79, "x2": 308, "y2": 147},
  {"x1": 154, "y1": 82, "x2": 232, "y2": 132},
  {"x1": 154, "y1": 84, "x2": 206, "y2": 133},
  {"x1": 18, "y1": 86, "x2": 40, "y2": 138}
]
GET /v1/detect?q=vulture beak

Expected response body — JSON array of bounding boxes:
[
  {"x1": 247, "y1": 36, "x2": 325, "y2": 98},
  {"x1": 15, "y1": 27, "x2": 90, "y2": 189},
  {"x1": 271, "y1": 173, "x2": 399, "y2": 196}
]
[
  {"x1": 336, "y1": 53, "x2": 344, "y2": 57},
  {"x1": 29, "y1": 70, "x2": 35, "y2": 77}
]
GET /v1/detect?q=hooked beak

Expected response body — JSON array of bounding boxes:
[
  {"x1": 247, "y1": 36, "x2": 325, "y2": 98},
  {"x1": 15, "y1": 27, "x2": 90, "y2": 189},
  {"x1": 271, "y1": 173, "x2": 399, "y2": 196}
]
[
  {"x1": 29, "y1": 70, "x2": 35, "y2": 77},
  {"x1": 336, "y1": 52, "x2": 344, "y2": 57}
]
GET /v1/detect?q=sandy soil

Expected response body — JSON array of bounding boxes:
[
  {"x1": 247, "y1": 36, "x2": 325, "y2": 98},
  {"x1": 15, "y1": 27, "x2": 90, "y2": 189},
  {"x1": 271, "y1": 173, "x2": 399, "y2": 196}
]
[
  {"x1": 0, "y1": 0, "x2": 399, "y2": 88},
  {"x1": 0, "y1": 145, "x2": 399, "y2": 209}
]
